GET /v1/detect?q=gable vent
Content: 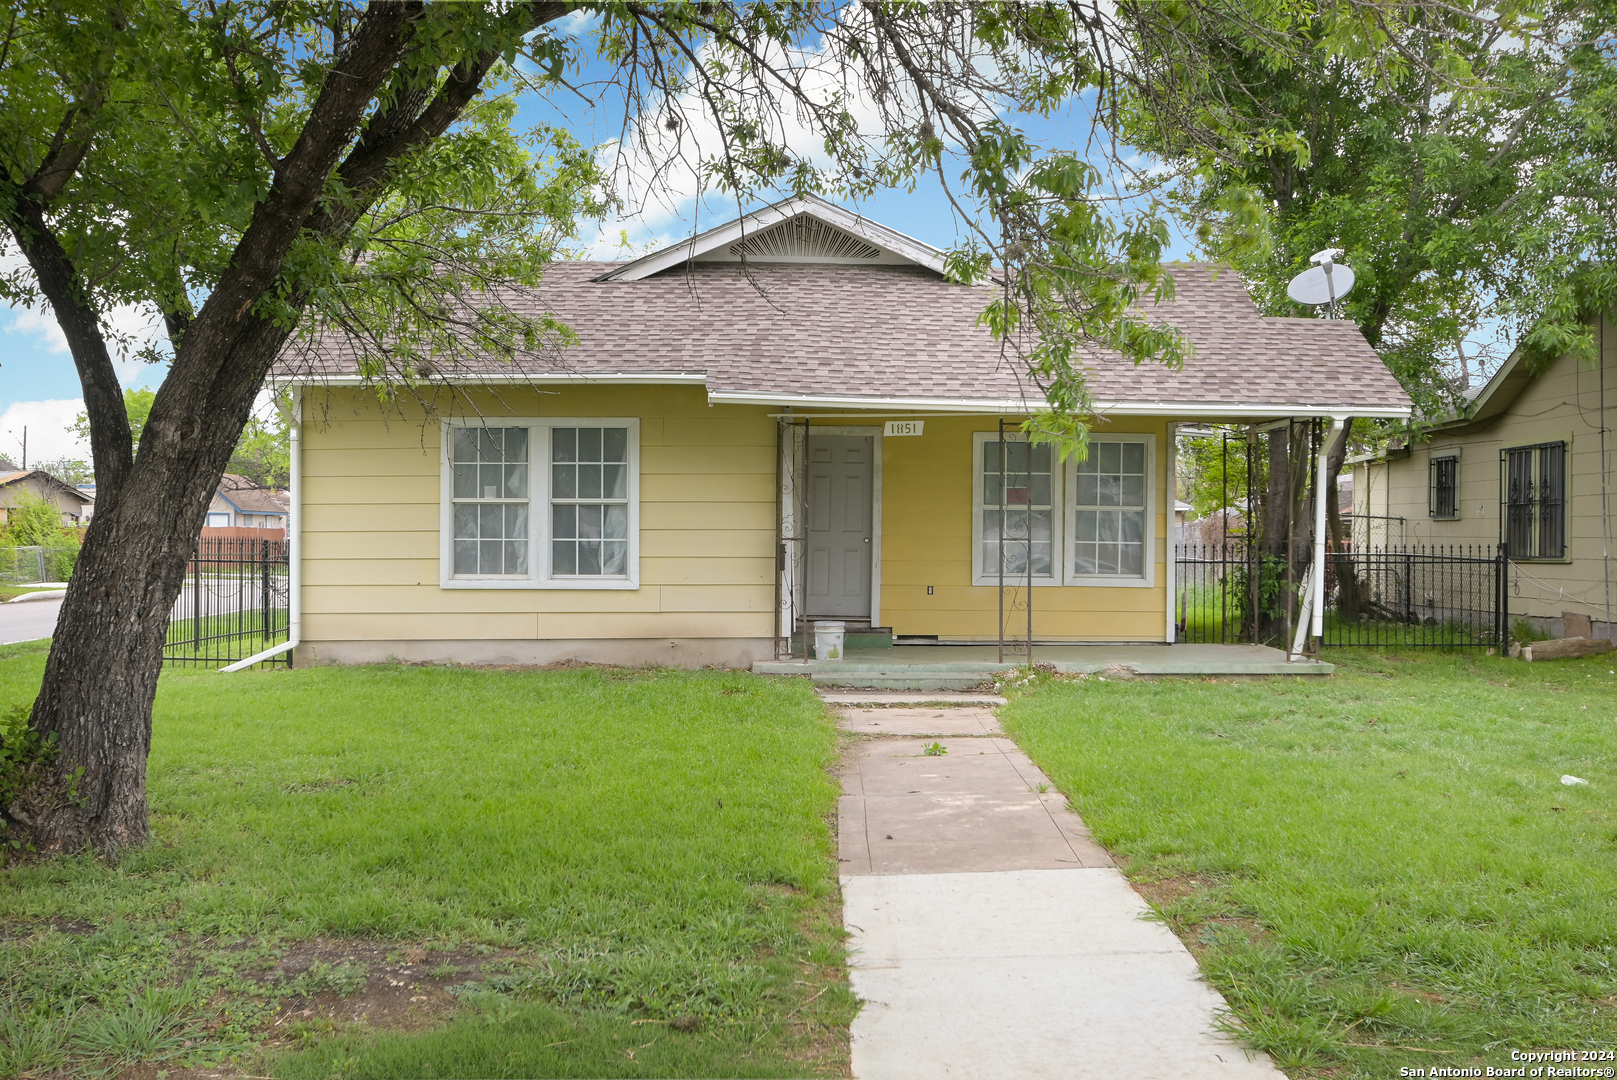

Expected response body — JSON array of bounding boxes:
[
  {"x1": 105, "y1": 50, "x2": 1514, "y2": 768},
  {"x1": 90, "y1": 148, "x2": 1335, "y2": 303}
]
[{"x1": 728, "y1": 215, "x2": 884, "y2": 260}]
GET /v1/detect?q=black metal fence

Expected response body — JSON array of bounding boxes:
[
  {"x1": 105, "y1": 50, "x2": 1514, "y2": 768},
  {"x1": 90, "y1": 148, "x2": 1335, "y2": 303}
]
[
  {"x1": 1176, "y1": 541, "x2": 1506, "y2": 650},
  {"x1": 163, "y1": 537, "x2": 290, "y2": 667}
]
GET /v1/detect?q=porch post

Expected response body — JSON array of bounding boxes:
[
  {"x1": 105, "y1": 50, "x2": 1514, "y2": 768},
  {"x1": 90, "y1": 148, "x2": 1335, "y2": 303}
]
[
  {"x1": 1165, "y1": 422, "x2": 1177, "y2": 643},
  {"x1": 1311, "y1": 417, "x2": 1348, "y2": 644}
]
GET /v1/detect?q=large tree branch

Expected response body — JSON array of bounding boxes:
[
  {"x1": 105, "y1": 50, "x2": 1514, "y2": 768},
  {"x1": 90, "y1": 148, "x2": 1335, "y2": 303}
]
[
  {"x1": 306, "y1": 2, "x2": 572, "y2": 240},
  {"x1": 3, "y1": 192, "x2": 133, "y2": 501}
]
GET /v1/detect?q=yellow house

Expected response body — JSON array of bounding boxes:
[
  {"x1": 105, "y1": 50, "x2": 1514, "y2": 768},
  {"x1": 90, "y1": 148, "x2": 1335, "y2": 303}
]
[
  {"x1": 270, "y1": 197, "x2": 1410, "y2": 670},
  {"x1": 1353, "y1": 311, "x2": 1617, "y2": 640}
]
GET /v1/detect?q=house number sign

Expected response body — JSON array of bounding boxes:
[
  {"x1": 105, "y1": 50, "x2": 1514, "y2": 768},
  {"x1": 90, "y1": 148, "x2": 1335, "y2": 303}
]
[{"x1": 884, "y1": 420, "x2": 925, "y2": 437}]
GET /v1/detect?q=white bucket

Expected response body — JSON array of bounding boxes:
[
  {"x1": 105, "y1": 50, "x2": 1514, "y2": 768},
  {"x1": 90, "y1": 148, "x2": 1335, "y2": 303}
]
[{"x1": 813, "y1": 621, "x2": 846, "y2": 661}]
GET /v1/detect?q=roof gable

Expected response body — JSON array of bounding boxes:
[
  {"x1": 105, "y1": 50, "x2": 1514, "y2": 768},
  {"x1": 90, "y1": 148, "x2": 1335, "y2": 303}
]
[{"x1": 596, "y1": 194, "x2": 947, "y2": 281}]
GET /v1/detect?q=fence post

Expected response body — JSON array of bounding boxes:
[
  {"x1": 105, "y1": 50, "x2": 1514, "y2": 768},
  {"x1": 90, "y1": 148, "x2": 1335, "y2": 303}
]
[{"x1": 261, "y1": 539, "x2": 271, "y2": 644}]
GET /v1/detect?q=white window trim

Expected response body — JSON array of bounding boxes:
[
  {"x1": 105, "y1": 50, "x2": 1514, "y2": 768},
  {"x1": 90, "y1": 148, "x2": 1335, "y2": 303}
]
[
  {"x1": 971, "y1": 431, "x2": 1065, "y2": 587},
  {"x1": 439, "y1": 417, "x2": 640, "y2": 590},
  {"x1": 1065, "y1": 433, "x2": 1156, "y2": 588}
]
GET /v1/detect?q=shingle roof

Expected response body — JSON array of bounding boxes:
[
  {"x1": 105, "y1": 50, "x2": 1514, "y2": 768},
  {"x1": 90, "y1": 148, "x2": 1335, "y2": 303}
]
[
  {"x1": 217, "y1": 474, "x2": 289, "y2": 515},
  {"x1": 275, "y1": 261, "x2": 1411, "y2": 415}
]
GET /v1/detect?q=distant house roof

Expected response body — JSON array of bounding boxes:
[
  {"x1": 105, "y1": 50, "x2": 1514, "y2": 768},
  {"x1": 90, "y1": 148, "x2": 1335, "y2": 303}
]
[
  {"x1": 0, "y1": 469, "x2": 95, "y2": 507},
  {"x1": 216, "y1": 474, "x2": 288, "y2": 516},
  {"x1": 272, "y1": 201, "x2": 1411, "y2": 421}
]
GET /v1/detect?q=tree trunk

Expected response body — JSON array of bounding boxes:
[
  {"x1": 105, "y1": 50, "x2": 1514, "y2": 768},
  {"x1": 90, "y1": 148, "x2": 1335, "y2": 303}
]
[
  {"x1": 1324, "y1": 418, "x2": 1361, "y2": 617},
  {"x1": 14, "y1": 325, "x2": 292, "y2": 854}
]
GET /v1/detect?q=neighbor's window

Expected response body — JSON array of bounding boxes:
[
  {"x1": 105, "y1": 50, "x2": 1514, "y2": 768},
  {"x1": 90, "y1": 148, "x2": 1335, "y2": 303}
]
[
  {"x1": 1503, "y1": 442, "x2": 1566, "y2": 559},
  {"x1": 980, "y1": 439, "x2": 1055, "y2": 579},
  {"x1": 451, "y1": 427, "x2": 529, "y2": 576},
  {"x1": 550, "y1": 426, "x2": 630, "y2": 577},
  {"x1": 1072, "y1": 440, "x2": 1148, "y2": 577},
  {"x1": 1429, "y1": 456, "x2": 1458, "y2": 519}
]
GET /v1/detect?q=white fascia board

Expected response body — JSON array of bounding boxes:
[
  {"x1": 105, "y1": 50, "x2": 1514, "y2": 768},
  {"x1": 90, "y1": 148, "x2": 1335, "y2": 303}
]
[
  {"x1": 274, "y1": 372, "x2": 708, "y2": 387},
  {"x1": 595, "y1": 194, "x2": 947, "y2": 281},
  {"x1": 708, "y1": 389, "x2": 1410, "y2": 419}
]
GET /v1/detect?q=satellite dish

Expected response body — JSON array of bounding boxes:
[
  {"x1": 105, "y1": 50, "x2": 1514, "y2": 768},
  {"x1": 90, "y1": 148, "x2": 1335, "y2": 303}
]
[{"x1": 1286, "y1": 247, "x2": 1355, "y2": 311}]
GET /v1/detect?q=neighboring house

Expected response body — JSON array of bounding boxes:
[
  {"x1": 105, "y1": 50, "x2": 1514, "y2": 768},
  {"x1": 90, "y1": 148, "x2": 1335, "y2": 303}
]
[
  {"x1": 271, "y1": 196, "x2": 1411, "y2": 667},
  {"x1": 1353, "y1": 312, "x2": 1616, "y2": 640},
  {"x1": 207, "y1": 474, "x2": 290, "y2": 531},
  {"x1": 0, "y1": 469, "x2": 95, "y2": 526}
]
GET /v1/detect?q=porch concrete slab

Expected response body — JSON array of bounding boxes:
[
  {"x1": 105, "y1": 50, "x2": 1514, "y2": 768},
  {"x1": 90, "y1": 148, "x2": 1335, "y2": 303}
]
[
  {"x1": 838, "y1": 707, "x2": 1002, "y2": 735},
  {"x1": 817, "y1": 691, "x2": 1009, "y2": 706},
  {"x1": 845, "y1": 870, "x2": 1284, "y2": 1080},
  {"x1": 758, "y1": 642, "x2": 1333, "y2": 685}
]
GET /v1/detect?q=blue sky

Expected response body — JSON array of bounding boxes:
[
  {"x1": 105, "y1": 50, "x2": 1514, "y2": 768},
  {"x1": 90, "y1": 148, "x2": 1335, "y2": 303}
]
[{"x1": 0, "y1": 20, "x2": 1183, "y2": 464}]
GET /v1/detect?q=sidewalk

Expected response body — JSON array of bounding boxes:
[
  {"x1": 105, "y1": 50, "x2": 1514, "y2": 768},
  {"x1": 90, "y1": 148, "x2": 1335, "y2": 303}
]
[{"x1": 835, "y1": 702, "x2": 1283, "y2": 1080}]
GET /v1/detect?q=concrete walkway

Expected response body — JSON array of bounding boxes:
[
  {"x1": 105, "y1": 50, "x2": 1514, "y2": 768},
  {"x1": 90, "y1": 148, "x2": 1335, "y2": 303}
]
[{"x1": 836, "y1": 700, "x2": 1282, "y2": 1079}]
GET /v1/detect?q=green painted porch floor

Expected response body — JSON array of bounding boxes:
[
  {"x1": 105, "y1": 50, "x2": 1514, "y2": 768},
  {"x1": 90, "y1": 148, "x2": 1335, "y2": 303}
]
[{"x1": 752, "y1": 643, "x2": 1331, "y2": 689}]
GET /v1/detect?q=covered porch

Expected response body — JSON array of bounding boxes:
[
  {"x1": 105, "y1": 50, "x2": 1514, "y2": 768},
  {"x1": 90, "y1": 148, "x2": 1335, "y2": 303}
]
[{"x1": 753, "y1": 641, "x2": 1331, "y2": 690}]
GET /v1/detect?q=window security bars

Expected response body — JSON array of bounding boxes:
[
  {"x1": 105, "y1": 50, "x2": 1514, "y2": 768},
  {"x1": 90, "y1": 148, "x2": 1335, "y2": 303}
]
[
  {"x1": 451, "y1": 426, "x2": 529, "y2": 576},
  {"x1": 1429, "y1": 456, "x2": 1458, "y2": 519},
  {"x1": 1175, "y1": 541, "x2": 1506, "y2": 650},
  {"x1": 163, "y1": 537, "x2": 290, "y2": 667},
  {"x1": 1503, "y1": 442, "x2": 1566, "y2": 560}
]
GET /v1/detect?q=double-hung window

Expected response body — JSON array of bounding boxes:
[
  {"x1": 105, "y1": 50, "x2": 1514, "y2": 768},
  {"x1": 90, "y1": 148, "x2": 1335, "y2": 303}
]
[
  {"x1": 1429, "y1": 455, "x2": 1459, "y2": 519},
  {"x1": 971, "y1": 431, "x2": 1156, "y2": 586},
  {"x1": 442, "y1": 418, "x2": 639, "y2": 588},
  {"x1": 1502, "y1": 441, "x2": 1566, "y2": 560}
]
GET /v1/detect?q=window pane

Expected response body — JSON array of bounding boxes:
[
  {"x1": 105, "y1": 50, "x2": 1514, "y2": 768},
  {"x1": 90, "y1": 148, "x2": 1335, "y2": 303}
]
[
  {"x1": 503, "y1": 539, "x2": 528, "y2": 576},
  {"x1": 477, "y1": 428, "x2": 499, "y2": 463},
  {"x1": 984, "y1": 473, "x2": 1002, "y2": 506},
  {"x1": 1074, "y1": 473, "x2": 1098, "y2": 506},
  {"x1": 1075, "y1": 510, "x2": 1097, "y2": 542},
  {"x1": 504, "y1": 428, "x2": 527, "y2": 463},
  {"x1": 603, "y1": 463, "x2": 627, "y2": 500},
  {"x1": 579, "y1": 427, "x2": 602, "y2": 463},
  {"x1": 603, "y1": 427, "x2": 628, "y2": 463},
  {"x1": 453, "y1": 428, "x2": 477, "y2": 463},
  {"x1": 452, "y1": 462, "x2": 476, "y2": 499},
  {"x1": 1119, "y1": 544, "x2": 1143, "y2": 576},
  {"x1": 1030, "y1": 443, "x2": 1050, "y2": 472},
  {"x1": 479, "y1": 503, "x2": 502, "y2": 536},
  {"x1": 1098, "y1": 511, "x2": 1119, "y2": 543},
  {"x1": 453, "y1": 538, "x2": 478, "y2": 576},
  {"x1": 505, "y1": 463, "x2": 528, "y2": 498},
  {"x1": 578, "y1": 504, "x2": 602, "y2": 540},
  {"x1": 1097, "y1": 442, "x2": 1120, "y2": 472},
  {"x1": 480, "y1": 464, "x2": 503, "y2": 500},
  {"x1": 602, "y1": 539, "x2": 628, "y2": 575},
  {"x1": 1074, "y1": 546, "x2": 1098, "y2": 574},
  {"x1": 578, "y1": 463, "x2": 602, "y2": 499},
  {"x1": 1096, "y1": 474, "x2": 1120, "y2": 506},
  {"x1": 553, "y1": 463, "x2": 576, "y2": 499},
  {"x1": 553, "y1": 504, "x2": 576, "y2": 539},
  {"x1": 553, "y1": 540, "x2": 576, "y2": 575},
  {"x1": 579, "y1": 541, "x2": 601, "y2": 575},
  {"x1": 504, "y1": 504, "x2": 528, "y2": 541},
  {"x1": 1121, "y1": 509, "x2": 1144, "y2": 544},
  {"x1": 1030, "y1": 474, "x2": 1051, "y2": 506},
  {"x1": 1122, "y1": 442, "x2": 1144, "y2": 473},
  {"x1": 604, "y1": 503, "x2": 629, "y2": 540},
  {"x1": 453, "y1": 504, "x2": 477, "y2": 539},
  {"x1": 1120, "y1": 474, "x2": 1145, "y2": 507},
  {"x1": 553, "y1": 427, "x2": 577, "y2": 462},
  {"x1": 1096, "y1": 543, "x2": 1119, "y2": 575}
]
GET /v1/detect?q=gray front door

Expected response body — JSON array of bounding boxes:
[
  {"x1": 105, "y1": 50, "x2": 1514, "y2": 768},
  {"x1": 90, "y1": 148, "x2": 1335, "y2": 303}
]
[{"x1": 805, "y1": 435, "x2": 873, "y2": 618}]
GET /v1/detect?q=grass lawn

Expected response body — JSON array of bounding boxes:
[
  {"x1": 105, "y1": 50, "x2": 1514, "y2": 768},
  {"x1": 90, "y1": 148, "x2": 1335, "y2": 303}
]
[
  {"x1": 1003, "y1": 650, "x2": 1617, "y2": 1078},
  {"x1": 0, "y1": 640, "x2": 852, "y2": 1078}
]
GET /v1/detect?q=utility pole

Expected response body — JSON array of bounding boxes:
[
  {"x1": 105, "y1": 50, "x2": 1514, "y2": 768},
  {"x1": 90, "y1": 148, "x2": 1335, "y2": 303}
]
[{"x1": 20, "y1": 426, "x2": 25, "y2": 469}]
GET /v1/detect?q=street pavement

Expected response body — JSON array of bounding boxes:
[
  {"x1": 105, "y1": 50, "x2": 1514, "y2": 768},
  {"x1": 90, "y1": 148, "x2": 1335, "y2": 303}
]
[{"x1": 0, "y1": 596, "x2": 62, "y2": 646}]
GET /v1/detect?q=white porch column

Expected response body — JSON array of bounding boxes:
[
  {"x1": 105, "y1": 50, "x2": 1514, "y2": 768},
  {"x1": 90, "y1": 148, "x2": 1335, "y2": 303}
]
[
  {"x1": 1311, "y1": 417, "x2": 1348, "y2": 643},
  {"x1": 1165, "y1": 422, "x2": 1177, "y2": 643}
]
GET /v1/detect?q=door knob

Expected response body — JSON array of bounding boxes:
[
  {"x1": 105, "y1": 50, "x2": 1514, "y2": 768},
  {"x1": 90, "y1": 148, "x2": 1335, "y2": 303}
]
[{"x1": 863, "y1": 537, "x2": 870, "y2": 544}]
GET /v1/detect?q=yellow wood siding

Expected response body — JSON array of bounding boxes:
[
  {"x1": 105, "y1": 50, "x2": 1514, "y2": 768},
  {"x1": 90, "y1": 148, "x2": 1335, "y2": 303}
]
[
  {"x1": 874, "y1": 415, "x2": 1170, "y2": 641},
  {"x1": 303, "y1": 387, "x2": 1176, "y2": 652},
  {"x1": 300, "y1": 385, "x2": 776, "y2": 643}
]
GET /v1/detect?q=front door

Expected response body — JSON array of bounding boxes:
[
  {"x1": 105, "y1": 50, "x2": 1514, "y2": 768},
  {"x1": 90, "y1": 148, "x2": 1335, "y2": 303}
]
[{"x1": 805, "y1": 434, "x2": 873, "y2": 618}]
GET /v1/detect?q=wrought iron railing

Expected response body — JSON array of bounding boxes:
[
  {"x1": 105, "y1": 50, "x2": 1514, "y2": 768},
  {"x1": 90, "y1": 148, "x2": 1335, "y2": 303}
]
[
  {"x1": 163, "y1": 537, "x2": 290, "y2": 667},
  {"x1": 1176, "y1": 542, "x2": 1506, "y2": 650}
]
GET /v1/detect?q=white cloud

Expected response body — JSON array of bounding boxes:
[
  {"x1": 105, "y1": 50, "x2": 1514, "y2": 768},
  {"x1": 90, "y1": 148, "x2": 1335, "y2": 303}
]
[
  {"x1": 0, "y1": 398, "x2": 88, "y2": 466},
  {"x1": 0, "y1": 251, "x2": 170, "y2": 386}
]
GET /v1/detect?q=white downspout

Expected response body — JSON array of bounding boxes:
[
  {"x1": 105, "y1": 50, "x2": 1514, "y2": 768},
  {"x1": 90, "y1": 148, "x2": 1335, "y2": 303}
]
[
  {"x1": 221, "y1": 389, "x2": 301, "y2": 672},
  {"x1": 1310, "y1": 417, "x2": 1347, "y2": 646}
]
